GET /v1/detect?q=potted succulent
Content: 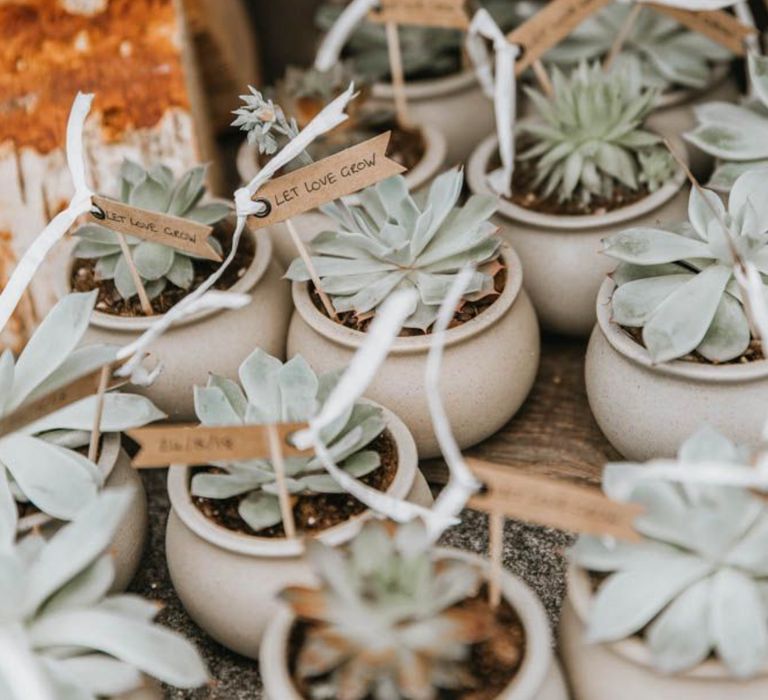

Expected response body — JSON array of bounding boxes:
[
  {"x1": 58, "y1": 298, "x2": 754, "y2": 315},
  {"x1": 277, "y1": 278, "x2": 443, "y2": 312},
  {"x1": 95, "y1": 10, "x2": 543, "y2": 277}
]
[
  {"x1": 0, "y1": 487, "x2": 208, "y2": 699},
  {"x1": 66, "y1": 159, "x2": 292, "y2": 420},
  {"x1": 284, "y1": 168, "x2": 540, "y2": 458},
  {"x1": 260, "y1": 519, "x2": 569, "y2": 699},
  {"x1": 0, "y1": 291, "x2": 164, "y2": 591},
  {"x1": 561, "y1": 428, "x2": 768, "y2": 699},
  {"x1": 468, "y1": 61, "x2": 688, "y2": 336},
  {"x1": 585, "y1": 168, "x2": 768, "y2": 460},
  {"x1": 234, "y1": 75, "x2": 447, "y2": 268},
  {"x1": 165, "y1": 348, "x2": 431, "y2": 657},
  {"x1": 685, "y1": 52, "x2": 768, "y2": 191},
  {"x1": 541, "y1": 2, "x2": 738, "y2": 177}
]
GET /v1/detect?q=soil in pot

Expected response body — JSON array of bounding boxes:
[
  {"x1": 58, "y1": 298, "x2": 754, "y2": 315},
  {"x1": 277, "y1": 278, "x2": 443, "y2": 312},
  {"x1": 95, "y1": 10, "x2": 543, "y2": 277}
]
[
  {"x1": 70, "y1": 221, "x2": 256, "y2": 316},
  {"x1": 287, "y1": 584, "x2": 527, "y2": 700},
  {"x1": 192, "y1": 430, "x2": 398, "y2": 537}
]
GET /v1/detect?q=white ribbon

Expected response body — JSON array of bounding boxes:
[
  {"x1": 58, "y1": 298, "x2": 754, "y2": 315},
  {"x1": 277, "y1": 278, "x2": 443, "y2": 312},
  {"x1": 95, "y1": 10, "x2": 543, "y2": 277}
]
[
  {"x1": 314, "y1": 0, "x2": 380, "y2": 72},
  {"x1": 0, "y1": 92, "x2": 94, "y2": 334},
  {"x1": 465, "y1": 10, "x2": 519, "y2": 198}
]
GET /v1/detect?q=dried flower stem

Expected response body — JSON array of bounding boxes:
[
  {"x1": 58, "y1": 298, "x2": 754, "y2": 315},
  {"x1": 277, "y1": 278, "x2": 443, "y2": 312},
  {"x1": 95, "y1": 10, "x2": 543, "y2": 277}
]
[
  {"x1": 489, "y1": 509, "x2": 504, "y2": 608},
  {"x1": 531, "y1": 59, "x2": 554, "y2": 97},
  {"x1": 87, "y1": 364, "x2": 111, "y2": 464},
  {"x1": 385, "y1": 21, "x2": 412, "y2": 127},
  {"x1": 286, "y1": 219, "x2": 338, "y2": 320},
  {"x1": 115, "y1": 233, "x2": 153, "y2": 316},
  {"x1": 267, "y1": 423, "x2": 297, "y2": 538},
  {"x1": 603, "y1": 4, "x2": 642, "y2": 71}
]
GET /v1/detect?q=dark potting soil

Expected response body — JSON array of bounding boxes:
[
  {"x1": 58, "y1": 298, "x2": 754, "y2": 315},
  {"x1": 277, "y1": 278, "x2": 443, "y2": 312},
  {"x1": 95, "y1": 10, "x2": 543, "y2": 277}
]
[
  {"x1": 287, "y1": 584, "x2": 526, "y2": 700},
  {"x1": 192, "y1": 430, "x2": 398, "y2": 538},
  {"x1": 70, "y1": 222, "x2": 256, "y2": 317},
  {"x1": 311, "y1": 264, "x2": 507, "y2": 335}
]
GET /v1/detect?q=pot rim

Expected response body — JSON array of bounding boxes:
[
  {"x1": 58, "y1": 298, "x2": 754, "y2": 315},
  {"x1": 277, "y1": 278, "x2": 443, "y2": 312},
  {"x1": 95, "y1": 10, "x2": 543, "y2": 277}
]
[
  {"x1": 260, "y1": 547, "x2": 554, "y2": 700},
  {"x1": 595, "y1": 277, "x2": 768, "y2": 382},
  {"x1": 567, "y1": 562, "x2": 768, "y2": 679},
  {"x1": 16, "y1": 431, "x2": 122, "y2": 534},
  {"x1": 236, "y1": 122, "x2": 447, "y2": 196},
  {"x1": 290, "y1": 243, "x2": 523, "y2": 354},
  {"x1": 166, "y1": 401, "x2": 418, "y2": 558},
  {"x1": 371, "y1": 66, "x2": 480, "y2": 101},
  {"x1": 65, "y1": 212, "x2": 272, "y2": 333},
  {"x1": 654, "y1": 61, "x2": 731, "y2": 110},
  {"x1": 466, "y1": 131, "x2": 688, "y2": 231}
]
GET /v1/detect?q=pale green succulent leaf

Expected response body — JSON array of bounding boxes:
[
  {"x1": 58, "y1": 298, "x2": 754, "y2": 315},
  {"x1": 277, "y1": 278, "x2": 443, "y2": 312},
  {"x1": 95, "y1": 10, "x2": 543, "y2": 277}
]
[
  {"x1": 748, "y1": 52, "x2": 768, "y2": 112},
  {"x1": 278, "y1": 355, "x2": 319, "y2": 422},
  {"x1": 132, "y1": 242, "x2": 175, "y2": 281},
  {"x1": 41, "y1": 556, "x2": 115, "y2": 616},
  {"x1": 238, "y1": 348, "x2": 283, "y2": 421},
  {"x1": 0, "y1": 468, "x2": 17, "y2": 549},
  {"x1": 45, "y1": 654, "x2": 143, "y2": 697},
  {"x1": 73, "y1": 240, "x2": 123, "y2": 259},
  {"x1": 194, "y1": 385, "x2": 243, "y2": 426},
  {"x1": 0, "y1": 350, "x2": 15, "y2": 416},
  {"x1": 191, "y1": 471, "x2": 271, "y2": 499},
  {"x1": 168, "y1": 166, "x2": 207, "y2": 216},
  {"x1": 603, "y1": 228, "x2": 711, "y2": 265},
  {"x1": 568, "y1": 536, "x2": 681, "y2": 572},
  {"x1": 26, "y1": 345, "x2": 117, "y2": 404},
  {"x1": 688, "y1": 186, "x2": 726, "y2": 242},
  {"x1": 611, "y1": 274, "x2": 691, "y2": 326},
  {"x1": 129, "y1": 174, "x2": 170, "y2": 213},
  {"x1": 113, "y1": 256, "x2": 138, "y2": 300},
  {"x1": 237, "y1": 491, "x2": 282, "y2": 531},
  {"x1": 94, "y1": 253, "x2": 120, "y2": 281},
  {"x1": 165, "y1": 253, "x2": 194, "y2": 290},
  {"x1": 684, "y1": 123, "x2": 768, "y2": 161},
  {"x1": 695, "y1": 292, "x2": 750, "y2": 363},
  {"x1": 725, "y1": 513, "x2": 768, "y2": 576},
  {"x1": 74, "y1": 224, "x2": 121, "y2": 246},
  {"x1": 187, "y1": 202, "x2": 230, "y2": 225}
]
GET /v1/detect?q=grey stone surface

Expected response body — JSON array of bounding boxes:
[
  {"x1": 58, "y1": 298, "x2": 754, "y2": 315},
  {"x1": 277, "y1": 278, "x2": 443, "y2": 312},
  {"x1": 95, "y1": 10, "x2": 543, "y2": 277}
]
[{"x1": 130, "y1": 470, "x2": 572, "y2": 698}]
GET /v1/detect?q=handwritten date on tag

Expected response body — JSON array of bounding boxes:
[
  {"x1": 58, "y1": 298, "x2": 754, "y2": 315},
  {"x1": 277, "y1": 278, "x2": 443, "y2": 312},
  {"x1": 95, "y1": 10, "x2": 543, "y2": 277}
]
[
  {"x1": 128, "y1": 423, "x2": 312, "y2": 468},
  {"x1": 90, "y1": 195, "x2": 223, "y2": 262},
  {"x1": 247, "y1": 132, "x2": 405, "y2": 229},
  {"x1": 467, "y1": 458, "x2": 644, "y2": 542},
  {"x1": 369, "y1": 0, "x2": 469, "y2": 29},
  {"x1": 648, "y1": 5, "x2": 754, "y2": 56}
]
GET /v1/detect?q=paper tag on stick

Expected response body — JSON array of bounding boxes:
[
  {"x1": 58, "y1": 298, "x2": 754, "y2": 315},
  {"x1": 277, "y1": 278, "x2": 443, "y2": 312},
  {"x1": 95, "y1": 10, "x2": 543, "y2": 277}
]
[
  {"x1": 507, "y1": 0, "x2": 612, "y2": 75},
  {"x1": 90, "y1": 195, "x2": 223, "y2": 262},
  {"x1": 0, "y1": 361, "x2": 126, "y2": 439},
  {"x1": 466, "y1": 458, "x2": 644, "y2": 542},
  {"x1": 128, "y1": 422, "x2": 312, "y2": 468},
  {"x1": 369, "y1": 0, "x2": 469, "y2": 29},
  {"x1": 247, "y1": 132, "x2": 405, "y2": 230},
  {"x1": 648, "y1": 5, "x2": 754, "y2": 56}
]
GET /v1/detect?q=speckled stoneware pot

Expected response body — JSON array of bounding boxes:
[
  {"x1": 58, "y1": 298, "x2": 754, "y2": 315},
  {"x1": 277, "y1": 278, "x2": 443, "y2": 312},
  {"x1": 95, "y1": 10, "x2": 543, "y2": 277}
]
[
  {"x1": 286, "y1": 244, "x2": 540, "y2": 458},
  {"x1": 16, "y1": 433, "x2": 146, "y2": 593},
  {"x1": 165, "y1": 403, "x2": 431, "y2": 658},
  {"x1": 466, "y1": 135, "x2": 689, "y2": 337},
  {"x1": 260, "y1": 547, "x2": 569, "y2": 700},
  {"x1": 561, "y1": 564, "x2": 768, "y2": 699},
  {"x1": 585, "y1": 277, "x2": 768, "y2": 460}
]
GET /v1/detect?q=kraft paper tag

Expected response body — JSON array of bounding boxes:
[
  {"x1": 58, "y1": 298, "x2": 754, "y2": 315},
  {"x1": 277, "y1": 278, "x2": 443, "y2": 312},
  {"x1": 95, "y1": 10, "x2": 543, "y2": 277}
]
[
  {"x1": 90, "y1": 195, "x2": 223, "y2": 262},
  {"x1": 507, "y1": 0, "x2": 613, "y2": 75},
  {"x1": 128, "y1": 422, "x2": 312, "y2": 468},
  {"x1": 648, "y1": 5, "x2": 754, "y2": 56},
  {"x1": 369, "y1": 0, "x2": 470, "y2": 29},
  {"x1": 0, "y1": 361, "x2": 126, "y2": 439},
  {"x1": 467, "y1": 458, "x2": 644, "y2": 542},
  {"x1": 247, "y1": 132, "x2": 405, "y2": 230}
]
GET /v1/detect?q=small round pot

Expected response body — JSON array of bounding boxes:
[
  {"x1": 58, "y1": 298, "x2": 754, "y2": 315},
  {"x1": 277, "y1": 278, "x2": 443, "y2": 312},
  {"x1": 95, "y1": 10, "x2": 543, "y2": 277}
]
[
  {"x1": 237, "y1": 123, "x2": 448, "y2": 270},
  {"x1": 70, "y1": 227, "x2": 292, "y2": 421},
  {"x1": 286, "y1": 245, "x2": 540, "y2": 458},
  {"x1": 560, "y1": 563, "x2": 768, "y2": 700},
  {"x1": 165, "y1": 403, "x2": 431, "y2": 658},
  {"x1": 260, "y1": 547, "x2": 569, "y2": 700},
  {"x1": 467, "y1": 134, "x2": 689, "y2": 337},
  {"x1": 16, "y1": 433, "x2": 147, "y2": 593},
  {"x1": 585, "y1": 277, "x2": 768, "y2": 460}
]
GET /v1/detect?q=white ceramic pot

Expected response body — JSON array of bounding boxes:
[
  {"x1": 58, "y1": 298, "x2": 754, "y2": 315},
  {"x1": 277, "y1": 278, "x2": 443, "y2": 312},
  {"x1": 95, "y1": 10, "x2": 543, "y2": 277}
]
[
  {"x1": 69, "y1": 227, "x2": 291, "y2": 421},
  {"x1": 16, "y1": 433, "x2": 147, "y2": 593},
  {"x1": 561, "y1": 563, "x2": 768, "y2": 700},
  {"x1": 585, "y1": 277, "x2": 768, "y2": 460},
  {"x1": 165, "y1": 403, "x2": 431, "y2": 658},
  {"x1": 260, "y1": 547, "x2": 569, "y2": 700},
  {"x1": 286, "y1": 245, "x2": 540, "y2": 458},
  {"x1": 467, "y1": 135, "x2": 689, "y2": 337},
  {"x1": 237, "y1": 123, "x2": 448, "y2": 270}
]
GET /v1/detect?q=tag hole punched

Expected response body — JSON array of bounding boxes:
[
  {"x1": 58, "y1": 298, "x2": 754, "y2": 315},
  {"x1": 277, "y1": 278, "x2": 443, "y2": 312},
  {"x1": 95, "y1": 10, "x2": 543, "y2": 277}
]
[
  {"x1": 91, "y1": 204, "x2": 106, "y2": 220},
  {"x1": 253, "y1": 198, "x2": 272, "y2": 218}
]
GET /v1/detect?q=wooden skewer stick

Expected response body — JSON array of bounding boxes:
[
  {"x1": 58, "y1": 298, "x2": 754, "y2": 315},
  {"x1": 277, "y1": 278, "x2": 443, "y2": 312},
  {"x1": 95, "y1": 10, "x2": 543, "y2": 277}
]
[
  {"x1": 385, "y1": 21, "x2": 412, "y2": 128},
  {"x1": 285, "y1": 218, "x2": 338, "y2": 321},
  {"x1": 115, "y1": 233, "x2": 153, "y2": 316},
  {"x1": 603, "y1": 4, "x2": 642, "y2": 72},
  {"x1": 267, "y1": 422, "x2": 297, "y2": 539},
  {"x1": 488, "y1": 509, "x2": 504, "y2": 609},
  {"x1": 531, "y1": 59, "x2": 554, "y2": 97},
  {"x1": 87, "y1": 364, "x2": 112, "y2": 464}
]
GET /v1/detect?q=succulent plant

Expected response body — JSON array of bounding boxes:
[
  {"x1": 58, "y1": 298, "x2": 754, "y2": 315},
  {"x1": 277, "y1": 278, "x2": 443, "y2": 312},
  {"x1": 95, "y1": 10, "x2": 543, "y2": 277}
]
[
  {"x1": 0, "y1": 291, "x2": 164, "y2": 524},
  {"x1": 233, "y1": 86, "x2": 302, "y2": 156},
  {"x1": 685, "y1": 52, "x2": 768, "y2": 191},
  {"x1": 546, "y1": 4, "x2": 732, "y2": 92},
  {"x1": 0, "y1": 486, "x2": 208, "y2": 697},
  {"x1": 285, "y1": 169, "x2": 502, "y2": 331},
  {"x1": 518, "y1": 61, "x2": 673, "y2": 204},
  {"x1": 570, "y1": 427, "x2": 768, "y2": 678},
  {"x1": 191, "y1": 349, "x2": 387, "y2": 532},
  {"x1": 281, "y1": 519, "x2": 494, "y2": 700},
  {"x1": 73, "y1": 160, "x2": 231, "y2": 301},
  {"x1": 603, "y1": 167, "x2": 768, "y2": 363}
]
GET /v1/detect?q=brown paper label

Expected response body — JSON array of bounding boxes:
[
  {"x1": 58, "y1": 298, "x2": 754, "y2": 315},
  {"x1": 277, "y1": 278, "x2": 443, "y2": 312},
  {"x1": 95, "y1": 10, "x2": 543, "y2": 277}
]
[
  {"x1": 648, "y1": 5, "x2": 754, "y2": 56},
  {"x1": 247, "y1": 132, "x2": 406, "y2": 229},
  {"x1": 128, "y1": 422, "x2": 312, "y2": 468},
  {"x1": 368, "y1": 0, "x2": 469, "y2": 29},
  {"x1": 508, "y1": 0, "x2": 613, "y2": 74},
  {"x1": 467, "y1": 458, "x2": 644, "y2": 542},
  {"x1": 0, "y1": 361, "x2": 125, "y2": 439},
  {"x1": 90, "y1": 195, "x2": 223, "y2": 262}
]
